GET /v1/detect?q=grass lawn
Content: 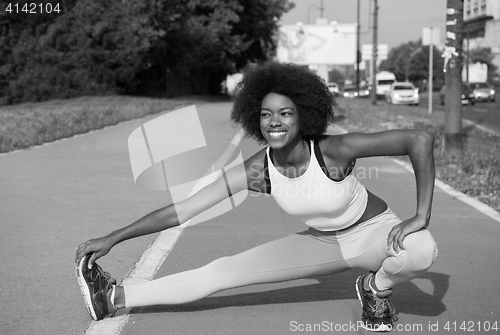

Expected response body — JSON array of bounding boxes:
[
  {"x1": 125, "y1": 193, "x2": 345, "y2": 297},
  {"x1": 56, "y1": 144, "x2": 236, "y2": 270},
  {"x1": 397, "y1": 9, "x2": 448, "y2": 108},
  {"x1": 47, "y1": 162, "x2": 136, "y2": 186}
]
[{"x1": 0, "y1": 95, "x2": 210, "y2": 153}]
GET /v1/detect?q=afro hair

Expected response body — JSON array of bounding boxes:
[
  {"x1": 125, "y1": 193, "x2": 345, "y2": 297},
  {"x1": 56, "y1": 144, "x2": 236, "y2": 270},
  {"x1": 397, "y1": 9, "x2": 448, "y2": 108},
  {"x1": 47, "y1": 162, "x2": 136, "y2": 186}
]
[{"x1": 230, "y1": 61, "x2": 336, "y2": 144}]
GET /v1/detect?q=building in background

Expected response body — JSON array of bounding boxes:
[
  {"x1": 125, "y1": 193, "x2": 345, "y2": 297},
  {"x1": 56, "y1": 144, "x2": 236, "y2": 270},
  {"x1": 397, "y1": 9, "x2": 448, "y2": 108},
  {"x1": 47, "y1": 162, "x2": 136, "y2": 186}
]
[{"x1": 463, "y1": 0, "x2": 500, "y2": 75}]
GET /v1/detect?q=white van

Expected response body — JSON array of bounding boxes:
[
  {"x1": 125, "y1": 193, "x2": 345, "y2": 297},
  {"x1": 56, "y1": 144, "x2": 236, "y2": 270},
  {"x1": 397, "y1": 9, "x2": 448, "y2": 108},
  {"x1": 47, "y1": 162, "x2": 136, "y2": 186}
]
[{"x1": 375, "y1": 71, "x2": 396, "y2": 98}]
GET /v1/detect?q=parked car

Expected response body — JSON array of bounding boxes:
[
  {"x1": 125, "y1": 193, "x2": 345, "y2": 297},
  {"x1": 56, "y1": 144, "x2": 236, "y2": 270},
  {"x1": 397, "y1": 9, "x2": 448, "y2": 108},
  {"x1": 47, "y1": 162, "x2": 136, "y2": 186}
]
[
  {"x1": 439, "y1": 83, "x2": 475, "y2": 105},
  {"x1": 328, "y1": 82, "x2": 340, "y2": 95},
  {"x1": 386, "y1": 82, "x2": 419, "y2": 105},
  {"x1": 469, "y1": 82, "x2": 496, "y2": 102}
]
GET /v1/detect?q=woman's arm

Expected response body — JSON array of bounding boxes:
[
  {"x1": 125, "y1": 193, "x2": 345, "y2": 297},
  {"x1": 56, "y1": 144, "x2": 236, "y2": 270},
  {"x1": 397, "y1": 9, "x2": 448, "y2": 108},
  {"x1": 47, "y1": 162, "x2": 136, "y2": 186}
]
[
  {"x1": 336, "y1": 129, "x2": 436, "y2": 252},
  {"x1": 75, "y1": 155, "x2": 253, "y2": 267}
]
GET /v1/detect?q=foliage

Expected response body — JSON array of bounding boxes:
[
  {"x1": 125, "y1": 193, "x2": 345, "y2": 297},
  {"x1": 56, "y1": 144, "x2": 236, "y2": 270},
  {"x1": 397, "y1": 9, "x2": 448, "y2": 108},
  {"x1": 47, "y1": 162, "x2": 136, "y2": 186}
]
[
  {"x1": 379, "y1": 40, "x2": 444, "y2": 90},
  {"x1": 0, "y1": 0, "x2": 294, "y2": 105},
  {"x1": 1, "y1": 0, "x2": 163, "y2": 104}
]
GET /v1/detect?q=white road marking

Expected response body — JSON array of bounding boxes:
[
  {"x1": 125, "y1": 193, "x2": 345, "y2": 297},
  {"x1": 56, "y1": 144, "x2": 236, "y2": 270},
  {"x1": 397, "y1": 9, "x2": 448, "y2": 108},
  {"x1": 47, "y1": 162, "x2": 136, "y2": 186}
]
[
  {"x1": 84, "y1": 129, "x2": 245, "y2": 335},
  {"x1": 463, "y1": 119, "x2": 499, "y2": 136}
]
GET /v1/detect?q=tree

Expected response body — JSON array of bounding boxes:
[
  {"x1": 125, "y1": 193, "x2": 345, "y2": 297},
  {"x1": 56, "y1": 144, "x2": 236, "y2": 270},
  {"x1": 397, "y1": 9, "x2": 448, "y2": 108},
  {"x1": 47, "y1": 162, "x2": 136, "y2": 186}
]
[
  {"x1": 0, "y1": 0, "x2": 295, "y2": 105},
  {"x1": 379, "y1": 40, "x2": 444, "y2": 89},
  {"x1": 157, "y1": 0, "x2": 294, "y2": 95},
  {"x1": 2, "y1": 0, "x2": 163, "y2": 104},
  {"x1": 444, "y1": 0, "x2": 464, "y2": 158}
]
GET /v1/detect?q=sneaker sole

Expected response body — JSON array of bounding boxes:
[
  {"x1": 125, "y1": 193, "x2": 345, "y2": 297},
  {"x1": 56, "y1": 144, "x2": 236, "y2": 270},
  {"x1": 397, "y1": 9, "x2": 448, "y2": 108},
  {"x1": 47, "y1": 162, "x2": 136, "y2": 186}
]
[
  {"x1": 76, "y1": 257, "x2": 99, "y2": 321},
  {"x1": 355, "y1": 275, "x2": 365, "y2": 309},
  {"x1": 355, "y1": 276, "x2": 392, "y2": 332}
]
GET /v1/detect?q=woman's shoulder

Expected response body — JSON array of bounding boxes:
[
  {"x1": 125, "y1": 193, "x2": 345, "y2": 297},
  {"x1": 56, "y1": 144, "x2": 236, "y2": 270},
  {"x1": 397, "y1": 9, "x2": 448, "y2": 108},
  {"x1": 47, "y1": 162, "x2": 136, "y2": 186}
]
[
  {"x1": 244, "y1": 147, "x2": 267, "y2": 168},
  {"x1": 243, "y1": 147, "x2": 268, "y2": 193},
  {"x1": 316, "y1": 134, "x2": 351, "y2": 159}
]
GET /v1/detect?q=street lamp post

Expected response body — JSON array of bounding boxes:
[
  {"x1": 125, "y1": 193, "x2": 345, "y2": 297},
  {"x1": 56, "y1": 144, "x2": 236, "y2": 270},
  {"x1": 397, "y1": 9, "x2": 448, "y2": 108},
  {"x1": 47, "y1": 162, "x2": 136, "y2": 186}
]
[
  {"x1": 405, "y1": 48, "x2": 422, "y2": 82},
  {"x1": 307, "y1": 0, "x2": 325, "y2": 24},
  {"x1": 307, "y1": 5, "x2": 319, "y2": 24}
]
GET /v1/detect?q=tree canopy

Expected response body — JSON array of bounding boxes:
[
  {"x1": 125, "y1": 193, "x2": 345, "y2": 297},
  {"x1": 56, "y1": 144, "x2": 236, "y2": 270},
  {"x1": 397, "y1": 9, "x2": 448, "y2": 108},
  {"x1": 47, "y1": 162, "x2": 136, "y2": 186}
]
[
  {"x1": 0, "y1": 0, "x2": 294, "y2": 105},
  {"x1": 379, "y1": 39, "x2": 445, "y2": 90}
]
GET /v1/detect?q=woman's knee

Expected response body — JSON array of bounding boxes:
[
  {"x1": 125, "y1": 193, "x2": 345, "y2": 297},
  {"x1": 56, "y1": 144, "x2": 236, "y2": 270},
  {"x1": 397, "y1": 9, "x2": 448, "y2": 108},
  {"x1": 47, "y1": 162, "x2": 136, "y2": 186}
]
[{"x1": 405, "y1": 230, "x2": 438, "y2": 270}]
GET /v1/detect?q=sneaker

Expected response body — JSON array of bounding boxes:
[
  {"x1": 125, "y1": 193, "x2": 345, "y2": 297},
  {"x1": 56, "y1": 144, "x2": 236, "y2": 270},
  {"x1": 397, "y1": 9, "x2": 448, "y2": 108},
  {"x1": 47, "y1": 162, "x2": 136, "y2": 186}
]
[
  {"x1": 76, "y1": 254, "x2": 117, "y2": 321},
  {"x1": 355, "y1": 273, "x2": 398, "y2": 332}
]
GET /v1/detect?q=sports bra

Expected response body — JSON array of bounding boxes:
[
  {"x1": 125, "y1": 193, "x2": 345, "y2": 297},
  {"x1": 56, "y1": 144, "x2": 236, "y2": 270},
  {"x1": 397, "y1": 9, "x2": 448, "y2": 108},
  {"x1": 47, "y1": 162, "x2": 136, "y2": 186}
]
[{"x1": 265, "y1": 140, "x2": 368, "y2": 231}]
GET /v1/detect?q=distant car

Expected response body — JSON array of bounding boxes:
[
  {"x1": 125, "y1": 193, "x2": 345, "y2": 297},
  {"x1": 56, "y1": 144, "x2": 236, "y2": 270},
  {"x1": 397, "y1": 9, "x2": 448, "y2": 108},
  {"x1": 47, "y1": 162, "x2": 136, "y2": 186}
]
[
  {"x1": 469, "y1": 82, "x2": 496, "y2": 102},
  {"x1": 386, "y1": 82, "x2": 419, "y2": 105},
  {"x1": 358, "y1": 85, "x2": 371, "y2": 98},
  {"x1": 341, "y1": 85, "x2": 359, "y2": 98},
  {"x1": 439, "y1": 84, "x2": 475, "y2": 105},
  {"x1": 328, "y1": 82, "x2": 340, "y2": 95}
]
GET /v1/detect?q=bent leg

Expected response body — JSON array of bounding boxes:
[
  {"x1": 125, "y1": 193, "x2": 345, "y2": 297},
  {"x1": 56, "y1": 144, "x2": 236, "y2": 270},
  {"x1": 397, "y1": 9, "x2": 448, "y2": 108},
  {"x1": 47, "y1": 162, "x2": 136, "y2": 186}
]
[
  {"x1": 374, "y1": 229, "x2": 438, "y2": 290},
  {"x1": 124, "y1": 231, "x2": 351, "y2": 308},
  {"x1": 348, "y1": 227, "x2": 438, "y2": 291}
]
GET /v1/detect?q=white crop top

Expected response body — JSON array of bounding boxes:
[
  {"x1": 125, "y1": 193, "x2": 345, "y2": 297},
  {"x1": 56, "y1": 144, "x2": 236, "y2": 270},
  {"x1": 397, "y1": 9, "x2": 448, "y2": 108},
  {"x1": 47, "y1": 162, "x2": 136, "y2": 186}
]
[{"x1": 266, "y1": 140, "x2": 368, "y2": 231}]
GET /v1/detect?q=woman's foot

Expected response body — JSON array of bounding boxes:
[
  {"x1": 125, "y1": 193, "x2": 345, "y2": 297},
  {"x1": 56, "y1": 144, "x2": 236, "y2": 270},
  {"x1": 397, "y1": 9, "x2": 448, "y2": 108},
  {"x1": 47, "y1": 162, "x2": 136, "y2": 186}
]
[
  {"x1": 355, "y1": 273, "x2": 398, "y2": 332},
  {"x1": 76, "y1": 254, "x2": 118, "y2": 321}
]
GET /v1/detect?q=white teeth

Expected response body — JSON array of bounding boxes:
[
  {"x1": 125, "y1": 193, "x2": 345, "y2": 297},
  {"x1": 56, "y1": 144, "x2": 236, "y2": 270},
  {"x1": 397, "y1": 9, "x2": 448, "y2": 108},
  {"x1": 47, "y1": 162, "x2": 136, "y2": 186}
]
[{"x1": 269, "y1": 132, "x2": 286, "y2": 138}]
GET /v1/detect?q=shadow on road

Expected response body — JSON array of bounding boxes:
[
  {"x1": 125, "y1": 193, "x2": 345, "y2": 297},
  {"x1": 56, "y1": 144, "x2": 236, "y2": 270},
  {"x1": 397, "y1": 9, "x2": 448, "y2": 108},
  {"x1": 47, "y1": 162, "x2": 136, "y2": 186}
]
[{"x1": 131, "y1": 270, "x2": 449, "y2": 317}]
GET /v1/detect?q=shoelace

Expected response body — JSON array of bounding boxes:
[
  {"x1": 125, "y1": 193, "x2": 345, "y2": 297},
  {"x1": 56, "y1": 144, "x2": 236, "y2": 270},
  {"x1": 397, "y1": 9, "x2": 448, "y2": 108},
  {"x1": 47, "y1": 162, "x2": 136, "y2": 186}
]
[{"x1": 370, "y1": 295, "x2": 398, "y2": 322}]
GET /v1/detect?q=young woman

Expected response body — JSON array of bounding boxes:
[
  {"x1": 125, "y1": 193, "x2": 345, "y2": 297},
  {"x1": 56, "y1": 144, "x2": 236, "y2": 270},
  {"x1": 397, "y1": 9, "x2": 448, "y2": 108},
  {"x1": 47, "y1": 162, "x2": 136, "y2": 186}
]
[{"x1": 76, "y1": 62, "x2": 437, "y2": 332}]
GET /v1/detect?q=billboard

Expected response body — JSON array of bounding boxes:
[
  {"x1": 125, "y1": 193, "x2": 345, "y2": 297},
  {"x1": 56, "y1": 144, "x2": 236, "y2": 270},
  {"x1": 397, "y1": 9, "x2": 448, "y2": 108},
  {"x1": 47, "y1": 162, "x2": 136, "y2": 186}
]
[{"x1": 277, "y1": 23, "x2": 357, "y2": 65}]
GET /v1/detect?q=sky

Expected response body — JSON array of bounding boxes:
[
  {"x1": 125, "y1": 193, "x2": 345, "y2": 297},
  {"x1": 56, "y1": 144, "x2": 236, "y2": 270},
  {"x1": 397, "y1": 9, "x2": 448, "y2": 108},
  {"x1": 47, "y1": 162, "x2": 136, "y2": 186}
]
[{"x1": 279, "y1": 0, "x2": 448, "y2": 50}]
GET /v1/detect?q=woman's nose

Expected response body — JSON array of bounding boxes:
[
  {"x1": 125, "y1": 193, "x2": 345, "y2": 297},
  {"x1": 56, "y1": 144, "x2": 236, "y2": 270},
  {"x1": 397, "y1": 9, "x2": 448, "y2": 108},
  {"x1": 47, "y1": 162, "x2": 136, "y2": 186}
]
[{"x1": 270, "y1": 115, "x2": 282, "y2": 126}]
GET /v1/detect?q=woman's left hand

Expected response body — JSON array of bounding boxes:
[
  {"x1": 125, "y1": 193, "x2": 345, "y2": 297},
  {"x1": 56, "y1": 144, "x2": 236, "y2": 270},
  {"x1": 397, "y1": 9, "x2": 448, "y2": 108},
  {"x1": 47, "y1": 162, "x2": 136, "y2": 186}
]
[{"x1": 387, "y1": 215, "x2": 428, "y2": 253}]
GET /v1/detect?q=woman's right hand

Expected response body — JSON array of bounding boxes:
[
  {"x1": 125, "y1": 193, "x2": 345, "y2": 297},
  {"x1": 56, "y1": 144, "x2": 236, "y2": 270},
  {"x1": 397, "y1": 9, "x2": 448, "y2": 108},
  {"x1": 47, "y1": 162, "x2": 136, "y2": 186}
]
[{"x1": 75, "y1": 236, "x2": 113, "y2": 269}]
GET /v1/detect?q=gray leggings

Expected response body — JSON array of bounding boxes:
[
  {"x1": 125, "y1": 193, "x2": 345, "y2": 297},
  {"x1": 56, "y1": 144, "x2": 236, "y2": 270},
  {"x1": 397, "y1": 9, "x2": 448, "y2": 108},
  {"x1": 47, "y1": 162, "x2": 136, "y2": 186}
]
[{"x1": 124, "y1": 208, "x2": 437, "y2": 307}]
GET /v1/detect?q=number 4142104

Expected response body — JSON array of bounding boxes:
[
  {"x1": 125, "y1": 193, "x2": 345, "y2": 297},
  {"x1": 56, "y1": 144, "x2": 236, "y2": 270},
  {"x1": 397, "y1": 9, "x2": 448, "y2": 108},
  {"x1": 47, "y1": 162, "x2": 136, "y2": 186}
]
[
  {"x1": 444, "y1": 321, "x2": 499, "y2": 332},
  {"x1": 5, "y1": 2, "x2": 61, "y2": 14}
]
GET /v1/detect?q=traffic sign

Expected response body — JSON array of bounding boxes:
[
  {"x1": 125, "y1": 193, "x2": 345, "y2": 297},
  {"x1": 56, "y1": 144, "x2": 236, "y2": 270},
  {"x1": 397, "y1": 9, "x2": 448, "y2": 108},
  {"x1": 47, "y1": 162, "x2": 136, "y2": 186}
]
[
  {"x1": 422, "y1": 27, "x2": 440, "y2": 46},
  {"x1": 361, "y1": 44, "x2": 388, "y2": 61}
]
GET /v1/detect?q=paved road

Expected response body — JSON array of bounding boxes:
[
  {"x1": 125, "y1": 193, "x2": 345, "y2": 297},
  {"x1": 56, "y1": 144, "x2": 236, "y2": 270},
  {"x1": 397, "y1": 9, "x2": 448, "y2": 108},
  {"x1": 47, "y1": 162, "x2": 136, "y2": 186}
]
[
  {"x1": 1, "y1": 101, "x2": 499, "y2": 335},
  {"x1": 418, "y1": 93, "x2": 500, "y2": 134}
]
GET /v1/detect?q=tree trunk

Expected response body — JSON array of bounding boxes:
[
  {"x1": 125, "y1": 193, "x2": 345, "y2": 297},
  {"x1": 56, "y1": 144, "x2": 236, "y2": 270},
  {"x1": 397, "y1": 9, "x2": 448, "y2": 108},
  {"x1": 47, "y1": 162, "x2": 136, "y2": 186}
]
[{"x1": 444, "y1": 0, "x2": 464, "y2": 159}]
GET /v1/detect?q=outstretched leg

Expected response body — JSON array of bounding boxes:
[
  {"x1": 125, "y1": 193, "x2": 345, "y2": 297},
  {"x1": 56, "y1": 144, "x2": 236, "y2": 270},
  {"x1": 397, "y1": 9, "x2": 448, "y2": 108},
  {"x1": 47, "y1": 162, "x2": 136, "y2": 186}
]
[{"x1": 123, "y1": 231, "x2": 351, "y2": 308}]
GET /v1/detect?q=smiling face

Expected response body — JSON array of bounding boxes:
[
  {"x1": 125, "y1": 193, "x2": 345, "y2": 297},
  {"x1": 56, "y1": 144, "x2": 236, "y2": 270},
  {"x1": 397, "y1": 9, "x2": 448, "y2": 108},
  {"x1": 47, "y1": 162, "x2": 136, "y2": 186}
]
[{"x1": 260, "y1": 93, "x2": 301, "y2": 150}]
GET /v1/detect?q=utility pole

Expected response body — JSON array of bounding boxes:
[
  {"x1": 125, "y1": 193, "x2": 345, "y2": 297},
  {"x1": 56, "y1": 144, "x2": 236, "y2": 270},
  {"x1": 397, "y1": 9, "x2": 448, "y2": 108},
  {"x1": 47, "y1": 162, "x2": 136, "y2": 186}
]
[
  {"x1": 444, "y1": 0, "x2": 464, "y2": 157},
  {"x1": 356, "y1": 0, "x2": 361, "y2": 92},
  {"x1": 428, "y1": 27, "x2": 434, "y2": 115},
  {"x1": 370, "y1": 0, "x2": 378, "y2": 105}
]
